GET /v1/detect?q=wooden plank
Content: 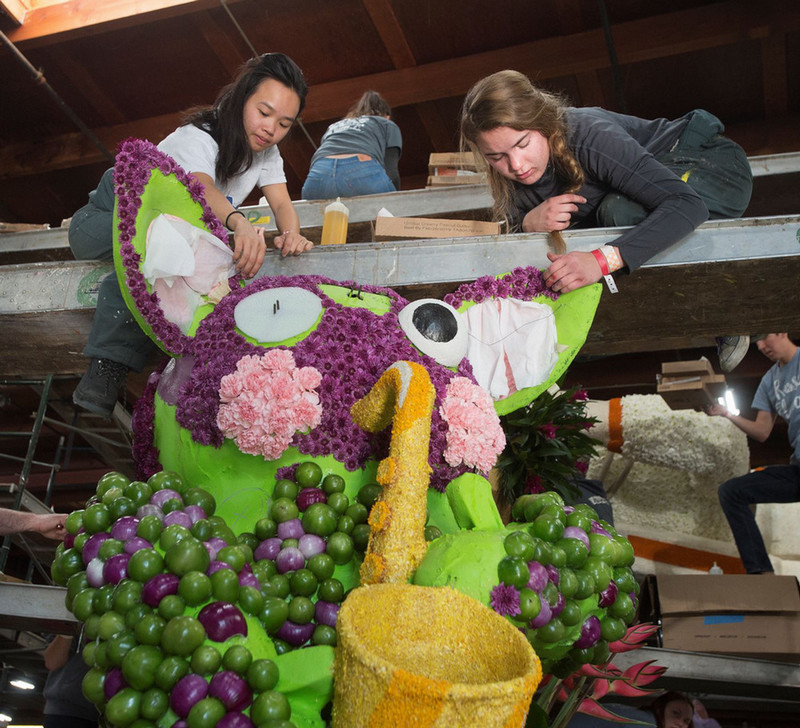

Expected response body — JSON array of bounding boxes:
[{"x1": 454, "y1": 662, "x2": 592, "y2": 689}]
[{"x1": 582, "y1": 257, "x2": 800, "y2": 355}]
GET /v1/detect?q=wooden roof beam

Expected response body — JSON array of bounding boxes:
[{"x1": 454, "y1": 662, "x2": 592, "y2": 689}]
[
  {"x1": 4, "y1": 0, "x2": 800, "y2": 179},
  {"x1": 5, "y1": 0, "x2": 248, "y2": 47}
]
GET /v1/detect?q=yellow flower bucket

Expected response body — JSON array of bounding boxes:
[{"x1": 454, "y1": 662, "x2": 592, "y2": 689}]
[{"x1": 332, "y1": 583, "x2": 542, "y2": 727}]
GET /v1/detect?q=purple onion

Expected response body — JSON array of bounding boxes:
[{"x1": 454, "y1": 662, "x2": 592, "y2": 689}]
[
  {"x1": 198, "y1": 602, "x2": 248, "y2": 641},
  {"x1": 64, "y1": 533, "x2": 75, "y2": 549},
  {"x1": 123, "y1": 536, "x2": 152, "y2": 555},
  {"x1": 314, "y1": 600, "x2": 339, "y2": 627},
  {"x1": 183, "y1": 505, "x2": 206, "y2": 523},
  {"x1": 142, "y1": 573, "x2": 180, "y2": 606},
  {"x1": 217, "y1": 714, "x2": 255, "y2": 728},
  {"x1": 172, "y1": 722, "x2": 188, "y2": 728},
  {"x1": 170, "y1": 673, "x2": 209, "y2": 718},
  {"x1": 529, "y1": 599, "x2": 552, "y2": 628},
  {"x1": 204, "y1": 537, "x2": 228, "y2": 560},
  {"x1": 298, "y1": 533, "x2": 326, "y2": 558},
  {"x1": 630, "y1": 591, "x2": 638, "y2": 609},
  {"x1": 208, "y1": 671, "x2": 253, "y2": 712},
  {"x1": 526, "y1": 561, "x2": 549, "y2": 592},
  {"x1": 563, "y1": 505, "x2": 575, "y2": 514},
  {"x1": 150, "y1": 488, "x2": 183, "y2": 508},
  {"x1": 163, "y1": 510, "x2": 192, "y2": 529},
  {"x1": 86, "y1": 557, "x2": 105, "y2": 587},
  {"x1": 207, "y1": 559, "x2": 235, "y2": 575},
  {"x1": 110, "y1": 516, "x2": 140, "y2": 541},
  {"x1": 277, "y1": 519, "x2": 304, "y2": 541},
  {"x1": 82, "y1": 532, "x2": 110, "y2": 565},
  {"x1": 563, "y1": 526, "x2": 591, "y2": 550},
  {"x1": 238, "y1": 570, "x2": 260, "y2": 589},
  {"x1": 574, "y1": 615, "x2": 602, "y2": 649},
  {"x1": 598, "y1": 580, "x2": 619, "y2": 608},
  {"x1": 254, "y1": 538, "x2": 282, "y2": 562},
  {"x1": 297, "y1": 487, "x2": 327, "y2": 511},
  {"x1": 137, "y1": 504, "x2": 164, "y2": 521},
  {"x1": 276, "y1": 619, "x2": 314, "y2": 647},
  {"x1": 104, "y1": 667, "x2": 127, "y2": 700},
  {"x1": 590, "y1": 521, "x2": 613, "y2": 538},
  {"x1": 103, "y1": 553, "x2": 130, "y2": 585},
  {"x1": 550, "y1": 592, "x2": 566, "y2": 618},
  {"x1": 275, "y1": 547, "x2": 305, "y2": 574},
  {"x1": 545, "y1": 564, "x2": 560, "y2": 586}
]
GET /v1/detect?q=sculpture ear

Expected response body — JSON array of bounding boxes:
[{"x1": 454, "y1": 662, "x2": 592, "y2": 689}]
[
  {"x1": 112, "y1": 138, "x2": 234, "y2": 357},
  {"x1": 450, "y1": 270, "x2": 602, "y2": 415}
]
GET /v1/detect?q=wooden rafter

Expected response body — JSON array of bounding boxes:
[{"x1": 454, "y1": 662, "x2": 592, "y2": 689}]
[
  {"x1": 2, "y1": 0, "x2": 799, "y2": 181},
  {"x1": 5, "y1": 0, "x2": 246, "y2": 45}
]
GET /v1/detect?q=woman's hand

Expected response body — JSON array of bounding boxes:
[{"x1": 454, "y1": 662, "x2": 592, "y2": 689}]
[
  {"x1": 230, "y1": 216, "x2": 267, "y2": 278},
  {"x1": 522, "y1": 194, "x2": 586, "y2": 233},
  {"x1": 274, "y1": 230, "x2": 314, "y2": 257},
  {"x1": 544, "y1": 250, "x2": 602, "y2": 292}
]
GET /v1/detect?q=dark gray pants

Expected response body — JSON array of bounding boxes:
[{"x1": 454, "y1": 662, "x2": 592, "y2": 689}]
[
  {"x1": 68, "y1": 168, "x2": 155, "y2": 371},
  {"x1": 597, "y1": 109, "x2": 754, "y2": 227}
]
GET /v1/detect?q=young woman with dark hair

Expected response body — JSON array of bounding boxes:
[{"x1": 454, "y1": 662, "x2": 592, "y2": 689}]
[{"x1": 69, "y1": 53, "x2": 314, "y2": 418}]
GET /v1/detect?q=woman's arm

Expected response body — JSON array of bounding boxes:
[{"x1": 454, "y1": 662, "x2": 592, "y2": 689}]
[
  {"x1": 384, "y1": 147, "x2": 401, "y2": 190},
  {"x1": 262, "y1": 183, "x2": 313, "y2": 256},
  {"x1": 43, "y1": 635, "x2": 72, "y2": 671},
  {"x1": 0, "y1": 509, "x2": 66, "y2": 539},
  {"x1": 193, "y1": 172, "x2": 266, "y2": 278},
  {"x1": 545, "y1": 130, "x2": 708, "y2": 292}
]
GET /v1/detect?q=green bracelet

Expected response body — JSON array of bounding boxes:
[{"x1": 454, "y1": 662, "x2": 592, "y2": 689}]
[{"x1": 225, "y1": 209, "x2": 246, "y2": 230}]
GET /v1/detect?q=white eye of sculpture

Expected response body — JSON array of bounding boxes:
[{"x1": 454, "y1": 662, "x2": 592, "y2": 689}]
[
  {"x1": 233, "y1": 287, "x2": 323, "y2": 343},
  {"x1": 398, "y1": 299, "x2": 467, "y2": 367}
]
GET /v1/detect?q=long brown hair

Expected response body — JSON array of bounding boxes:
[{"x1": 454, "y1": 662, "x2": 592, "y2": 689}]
[
  {"x1": 460, "y1": 70, "x2": 584, "y2": 241},
  {"x1": 345, "y1": 90, "x2": 392, "y2": 119}
]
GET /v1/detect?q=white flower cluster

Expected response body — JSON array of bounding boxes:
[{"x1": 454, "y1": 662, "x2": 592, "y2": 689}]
[
  {"x1": 587, "y1": 394, "x2": 750, "y2": 542},
  {"x1": 619, "y1": 394, "x2": 748, "y2": 477}
]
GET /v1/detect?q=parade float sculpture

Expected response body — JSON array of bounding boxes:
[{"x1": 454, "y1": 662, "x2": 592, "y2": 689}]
[{"x1": 51, "y1": 139, "x2": 643, "y2": 728}]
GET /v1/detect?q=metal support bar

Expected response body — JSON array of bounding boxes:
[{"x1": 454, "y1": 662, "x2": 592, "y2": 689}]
[
  {"x1": 3, "y1": 215, "x2": 800, "y2": 315},
  {"x1": 0, "y1": 376, "x2": 52, "y2": 572}
]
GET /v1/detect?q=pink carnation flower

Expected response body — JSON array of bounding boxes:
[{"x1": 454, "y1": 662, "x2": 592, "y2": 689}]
[
  {"x1": 440, "y1": 377, "x2": 506, "y2": 472},
  {"x1": 217, "y1": 349, "x2": 323, "y2": 460}
]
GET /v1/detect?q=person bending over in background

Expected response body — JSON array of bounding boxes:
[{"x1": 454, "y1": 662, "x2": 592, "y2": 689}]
[
  {"x1": 302, "y1": 90, "x2": 402, "y2": 199},
  {"x1": 69, "y1": 53, "x2": 314, "y2": 419},
  {"x1": 459, "y1": 69, "x2": 753, "y2": 373},
  {"x1": 708, "y1": 333, "x2": 800, "y2": 574}
]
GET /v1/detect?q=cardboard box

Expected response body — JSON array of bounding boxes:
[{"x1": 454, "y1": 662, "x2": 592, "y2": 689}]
[
  {"x1": 426, "y1": 173, "x2": 487, "y2": 187},
  {"x1": 373, "y1": 215, "x2": 500, "y2": 241},
  {"x1": 428, "y1": 152, "x2": 479, "y2": 172},
  {"x1": 657, "y1": 359, "x2": 726, "y2": 410},
  {"x1": 648, "y1": 574, "x2": 800, "y2": 660}
]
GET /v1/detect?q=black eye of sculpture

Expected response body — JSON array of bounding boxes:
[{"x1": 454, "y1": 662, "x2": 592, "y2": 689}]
[
  {"x1": 411, "y1": 303, "x2": 458, "y2": 343},
  {"x1": 398, "y1": 299, "x2": 468, "y2": 367}
]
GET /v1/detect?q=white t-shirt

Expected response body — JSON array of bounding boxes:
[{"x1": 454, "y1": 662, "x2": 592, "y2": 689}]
[{"x1": 157, "y1": 125, "x2": 286, "y2": 207}]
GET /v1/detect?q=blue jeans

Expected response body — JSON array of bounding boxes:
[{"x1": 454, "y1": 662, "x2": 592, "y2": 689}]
[
  {"x1": 301, "y1": 157, "x2": 396, "y2": 200},
  {"x1": 717, "y1": 464, "x2": 800, "y2": 573},
  {"x1": 68, "y1": 168, "x2": 155, "y2": 372}
]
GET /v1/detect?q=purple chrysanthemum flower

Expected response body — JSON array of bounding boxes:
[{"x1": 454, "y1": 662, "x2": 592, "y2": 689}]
[{"x1": 490, "y1": 583, "x2": 521, "y2": 617}]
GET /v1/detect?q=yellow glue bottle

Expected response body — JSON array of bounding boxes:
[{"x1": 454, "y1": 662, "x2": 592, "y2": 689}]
[{"x1": 320, "y1": 197, "x2": 349, "y2": 245}]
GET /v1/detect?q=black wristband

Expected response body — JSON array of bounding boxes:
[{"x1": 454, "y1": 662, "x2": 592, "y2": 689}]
[{"x1": 225, "y1": 209, "x2": 246, "y2": 230}]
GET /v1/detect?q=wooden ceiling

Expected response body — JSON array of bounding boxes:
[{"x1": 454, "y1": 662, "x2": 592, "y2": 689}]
[{"x1": 2, "y1": 0, "x2": 800, "y2": 226}]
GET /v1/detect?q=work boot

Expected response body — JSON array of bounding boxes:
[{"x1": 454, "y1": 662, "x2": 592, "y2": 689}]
[
  {"x1": 72, "y1": 358, "x2": 129, "y2": 418},
  {"x1": 716, "y1": 335, "x2": 750, "y2": 373}
]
